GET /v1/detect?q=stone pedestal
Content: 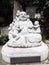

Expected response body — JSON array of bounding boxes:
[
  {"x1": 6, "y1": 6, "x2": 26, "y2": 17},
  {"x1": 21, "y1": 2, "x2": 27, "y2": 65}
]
[{"x1": 1, "y1": 41, "x2": 48, "y2": 63}]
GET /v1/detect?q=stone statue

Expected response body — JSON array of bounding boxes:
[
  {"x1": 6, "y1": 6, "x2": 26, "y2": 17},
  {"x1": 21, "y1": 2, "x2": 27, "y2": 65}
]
[
  {"x1": 1, "y1": 10, "x2": 48, "y2": 63},
  {"x1": 7, "y1": 11, "x2": 42, "y2": 47}
]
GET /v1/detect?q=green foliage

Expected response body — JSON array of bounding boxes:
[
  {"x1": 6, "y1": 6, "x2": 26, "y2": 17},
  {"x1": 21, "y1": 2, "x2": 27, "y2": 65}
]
[
  {"x1": 33, "y1": 0, "x2": 39, "y2": 4},
  {"x1": 43, "y1": 0, "x2": 49, "y2": 19},
  {"x1": 46, "y1": 1, "x2": 49, "y2": 6},
  {"x1": 42, "y1": 34, "x2": 46, "y2": 41},
  {"x1": 0, "y1": 35, "x2": 9, "y2": 45}
]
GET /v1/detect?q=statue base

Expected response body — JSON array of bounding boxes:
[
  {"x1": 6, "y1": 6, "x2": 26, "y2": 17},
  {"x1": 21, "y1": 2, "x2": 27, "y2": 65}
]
[{"x1": 1, "y1": 41, "x2": 48, "y2": 63}]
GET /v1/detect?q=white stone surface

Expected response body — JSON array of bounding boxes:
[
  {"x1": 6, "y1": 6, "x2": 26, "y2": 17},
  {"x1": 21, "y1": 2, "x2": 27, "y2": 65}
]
[
  {"x1": 35, "y1": 13, "x2": 41, "y2": 19},
  {"x1": 1, "y1": 11, "x2": 48, "y2": 63},
  {"x1": 7, "y1": 33, "x2": 42, "y2": 47},
  {"x1": 34, "y1": 21, "x2": 41, "y2": 33},
  {"x1": 8, "y1": 11, "x2": 42, "y2": 47},
  {"x1": 1, "y1": 41, "x2": 48, "y2": 63}
]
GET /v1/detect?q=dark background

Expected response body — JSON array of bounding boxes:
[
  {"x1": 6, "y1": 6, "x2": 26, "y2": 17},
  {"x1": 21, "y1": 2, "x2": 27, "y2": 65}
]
[{"x1": 0, "y1": 0, "x2": 49, "y2": 39}]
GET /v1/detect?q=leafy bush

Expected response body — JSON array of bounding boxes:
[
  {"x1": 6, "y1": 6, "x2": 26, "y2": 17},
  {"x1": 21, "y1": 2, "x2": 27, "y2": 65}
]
[
  {"x1": 43, "y1": 1, "x2": 49, "y2": 19},
  {"x1": 0, "y1": 35, "x2": 9, "y2": 45},
  {"x1": 42, "y1": 34, "x2": 46, "y2": 41}
]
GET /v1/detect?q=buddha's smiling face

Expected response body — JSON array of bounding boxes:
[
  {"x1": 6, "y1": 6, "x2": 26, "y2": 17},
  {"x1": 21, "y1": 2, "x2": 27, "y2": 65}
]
[{"x1": 19, "y1": 11, "x2": 27, "y2": 21}]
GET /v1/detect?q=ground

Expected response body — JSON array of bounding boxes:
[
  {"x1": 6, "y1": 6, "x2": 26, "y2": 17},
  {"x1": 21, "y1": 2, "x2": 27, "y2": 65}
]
[{"x1": 0, "y1": 40, "x2": 49, "y2": 65}]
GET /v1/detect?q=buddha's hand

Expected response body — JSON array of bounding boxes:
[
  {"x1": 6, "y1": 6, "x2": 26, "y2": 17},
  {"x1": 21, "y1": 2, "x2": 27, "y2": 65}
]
[
  {"x1": 14, "y1": 35, "x2": 20, "y2": 41},
  {"x1": 28, "y1": 27, "x2": 34, "y2": 33}
]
